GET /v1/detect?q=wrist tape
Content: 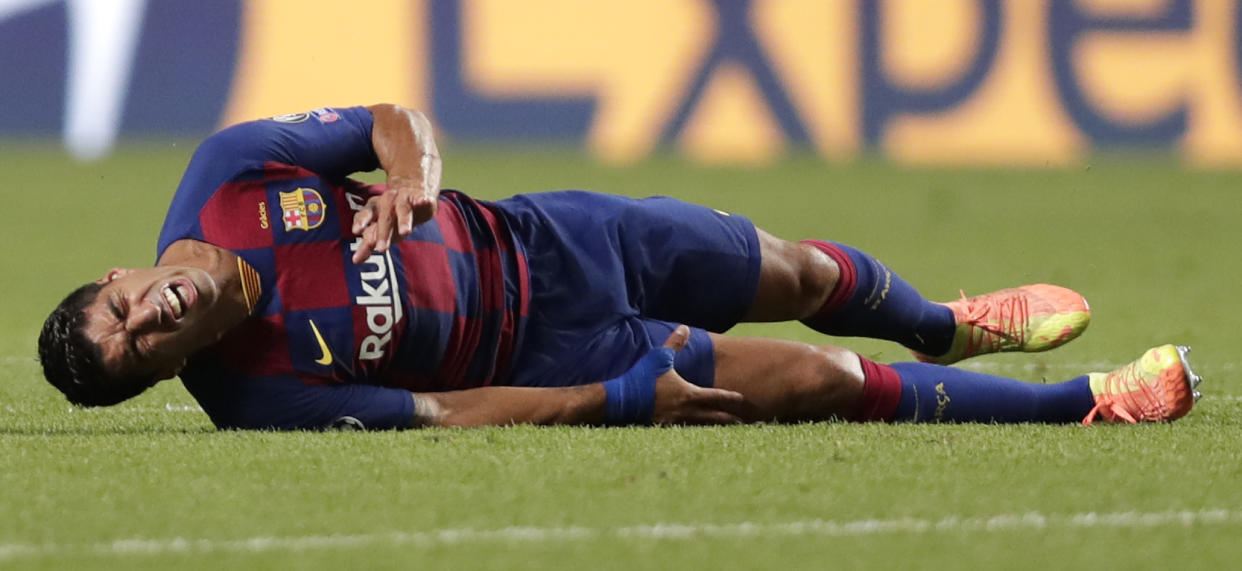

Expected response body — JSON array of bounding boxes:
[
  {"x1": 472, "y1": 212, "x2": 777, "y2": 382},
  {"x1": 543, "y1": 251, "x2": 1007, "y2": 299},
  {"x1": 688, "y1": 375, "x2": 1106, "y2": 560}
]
[{"x1": 602, "y1": 346, "x2": 676, "y2": 425}]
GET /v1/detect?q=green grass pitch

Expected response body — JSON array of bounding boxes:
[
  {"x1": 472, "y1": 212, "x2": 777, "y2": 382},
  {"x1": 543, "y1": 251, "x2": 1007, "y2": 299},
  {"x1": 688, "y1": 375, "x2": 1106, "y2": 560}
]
[{"x1": 1, "y1": 144, "x2": 1241, "y2": 569}]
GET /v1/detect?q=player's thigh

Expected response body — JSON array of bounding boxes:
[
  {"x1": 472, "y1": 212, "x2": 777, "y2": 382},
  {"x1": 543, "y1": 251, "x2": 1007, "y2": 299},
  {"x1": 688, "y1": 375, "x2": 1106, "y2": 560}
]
[
  {"x1": 510, "y1": 317, "x2": 717, "y2": 388},
  {"x1": 709, "y1": 333, "x2": 864, "y2": 422},
  {"x1": 498, "y1": 191, "x2": 761, "y2": 333},
  {"x1": 611, "y1": 196, "x2": 762, "y2": 332}
]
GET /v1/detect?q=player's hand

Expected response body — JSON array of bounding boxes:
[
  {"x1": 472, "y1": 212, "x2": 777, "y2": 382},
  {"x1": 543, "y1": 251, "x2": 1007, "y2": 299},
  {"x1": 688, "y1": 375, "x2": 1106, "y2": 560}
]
[
  {"x1": 350, "y1": 172, "x2": 440, "y2": 264},
  {"x1": 652, "y1": 326, "x2": 746, "y2": 425},
  {"x1": 352, "y1": 105, "x2": 443, "y2": 264}
]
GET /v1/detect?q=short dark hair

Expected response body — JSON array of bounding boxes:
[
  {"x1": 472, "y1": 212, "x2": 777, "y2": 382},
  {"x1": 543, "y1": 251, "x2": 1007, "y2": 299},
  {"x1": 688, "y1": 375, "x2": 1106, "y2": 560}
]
[{"x1": 38, "y1": 282, "x2": 154, "y2": 406}]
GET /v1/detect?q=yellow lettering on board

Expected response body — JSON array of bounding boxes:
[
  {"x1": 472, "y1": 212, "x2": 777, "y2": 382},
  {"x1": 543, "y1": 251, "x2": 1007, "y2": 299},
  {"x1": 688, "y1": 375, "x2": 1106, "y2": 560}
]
[
  {"x1": 756, "y1": 0, "x2": 859, "y2": 158},
  {"x1": 1076, "y1": 38, "x2": 1191, "y2": 125},
  {"x1": 1183, "y1": 0, "x2": 1242, "y2": 166},
  {"x1": 885, "y1": 0, "x2": 1083, "y2": 165},
  {"x1": 203, "y1": 0, "x2": 1242, "y2": 168},
  {"x1": 221, "y1": 0, "x2": 425, "y2": 125},
  {"x1": 883, "y1": 0, "x2": 983, "y2": 89},
  {"x1": 679, "y1": 62, "x2": 785, "y2": 164},
  {"x1": 466, "y1": 0, "x2": 711, "y2": 163}
]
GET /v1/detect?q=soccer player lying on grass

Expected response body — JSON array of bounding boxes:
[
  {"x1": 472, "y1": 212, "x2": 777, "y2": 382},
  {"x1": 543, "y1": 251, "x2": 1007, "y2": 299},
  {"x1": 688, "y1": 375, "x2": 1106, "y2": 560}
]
[{"x1": 37, "y1": 105, "x2": 1203, "y2": 430}]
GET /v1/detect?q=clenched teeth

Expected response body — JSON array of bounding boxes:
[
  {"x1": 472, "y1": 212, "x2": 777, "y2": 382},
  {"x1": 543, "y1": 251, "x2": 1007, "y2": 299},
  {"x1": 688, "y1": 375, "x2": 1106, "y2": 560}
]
[{"x1": 163, "y1": 285, "x2": 183, "y2": 319}]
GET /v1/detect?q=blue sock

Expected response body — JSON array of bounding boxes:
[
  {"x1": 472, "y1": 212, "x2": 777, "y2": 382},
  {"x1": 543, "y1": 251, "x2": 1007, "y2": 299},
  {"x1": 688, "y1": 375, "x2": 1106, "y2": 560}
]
[
  {"x1": 890, "y1": 362, "x2": 1096, "y2": 423},
  {"x1": 802, "y1": 241, "x2": 956, "y2": 356}
]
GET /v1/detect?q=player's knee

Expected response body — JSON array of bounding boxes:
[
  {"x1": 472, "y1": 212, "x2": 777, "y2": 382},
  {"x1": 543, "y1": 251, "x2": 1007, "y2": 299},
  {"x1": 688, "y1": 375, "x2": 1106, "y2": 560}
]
[
  {"x1": 753, "y1": 233, "x2": 839, "y2": 320},
  {"x1": 794, "y1": 243, "x2": 839, "y2": 315},
  {"x1": 775, "y1": 240, "x2": 838, "y2": 318},
  {"x1": 784, "y1": 344, "x2": 863, "y2": 403}
]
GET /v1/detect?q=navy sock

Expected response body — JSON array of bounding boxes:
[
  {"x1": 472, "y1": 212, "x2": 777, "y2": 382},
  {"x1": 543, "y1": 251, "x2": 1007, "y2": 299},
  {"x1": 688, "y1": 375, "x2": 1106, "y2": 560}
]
[
  {"x1": 890, "y1": 362, "x2": 1096, "y2": 423},
  {"x1": 802, "y1": 241, "x2": 956, "y2": 356}
]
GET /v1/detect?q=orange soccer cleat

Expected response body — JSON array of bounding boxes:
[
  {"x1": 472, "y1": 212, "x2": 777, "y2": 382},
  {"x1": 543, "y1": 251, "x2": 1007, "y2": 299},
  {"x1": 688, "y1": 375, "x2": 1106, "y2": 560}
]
[
  {"x1": 912, "y1": 284, "x2": 1091, "y2": 365},
  {"x1": 1082, "y1": 345, "x2": 1203, "y2": 425}
]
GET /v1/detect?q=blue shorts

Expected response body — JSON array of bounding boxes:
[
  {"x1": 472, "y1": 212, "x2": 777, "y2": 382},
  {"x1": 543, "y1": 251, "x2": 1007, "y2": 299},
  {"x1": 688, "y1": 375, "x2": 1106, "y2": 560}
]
[{"x1": 495, "y1": 191, "x2": 761, "y2": 388}]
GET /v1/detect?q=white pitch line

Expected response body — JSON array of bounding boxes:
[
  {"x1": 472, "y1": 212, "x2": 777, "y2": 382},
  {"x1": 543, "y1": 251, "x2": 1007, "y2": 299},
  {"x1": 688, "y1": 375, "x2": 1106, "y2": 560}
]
[
  {"x1": 65, "y1": 403, "x2": 204, "y2": 413},
  {"x1": 1, "y1": 508, "x2": 1239, "y2": 561},
  {"x1": 0, "y1": 404, "x2": 206, "y2": 415}
]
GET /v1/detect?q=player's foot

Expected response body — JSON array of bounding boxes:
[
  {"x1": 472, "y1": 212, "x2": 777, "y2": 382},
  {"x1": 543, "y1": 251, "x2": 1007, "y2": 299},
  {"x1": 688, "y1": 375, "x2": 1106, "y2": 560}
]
[
  {"x1": 912, "y1": 284, "x2": 1091, "y2": 365},
  {"x1": 1082, "y1": 345, "x2": 1203, "y2": 425}
]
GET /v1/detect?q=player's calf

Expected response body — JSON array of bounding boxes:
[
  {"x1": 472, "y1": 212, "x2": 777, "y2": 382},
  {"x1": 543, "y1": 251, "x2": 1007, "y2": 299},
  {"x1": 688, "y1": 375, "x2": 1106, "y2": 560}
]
[{"x1": 797, "y1": 240, "x2": 957, "y2": 356}]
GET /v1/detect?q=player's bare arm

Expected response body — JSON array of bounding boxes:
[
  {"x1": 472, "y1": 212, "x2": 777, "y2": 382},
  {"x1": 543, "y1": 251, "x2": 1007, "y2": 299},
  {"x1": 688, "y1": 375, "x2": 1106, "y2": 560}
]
[
  {"x1": 351, "y1": 104, "x2": 442, "y2": 264},
  {"x1": 408, "y1": 326, "x2": 746, "y2": 427}
]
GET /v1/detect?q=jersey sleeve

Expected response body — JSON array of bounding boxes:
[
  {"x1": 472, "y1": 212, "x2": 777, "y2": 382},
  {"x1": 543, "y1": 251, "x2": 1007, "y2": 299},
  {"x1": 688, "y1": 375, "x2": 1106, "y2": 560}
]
[
  {"x1": 157, "y1": 106, "x2": 378, "y2": 255},
  {"x1": 182, "y1": 370, "x2": 415, "y2": 431},
  {"x1": 208, "y1": 106, "x2": 379, "y2": 177}
]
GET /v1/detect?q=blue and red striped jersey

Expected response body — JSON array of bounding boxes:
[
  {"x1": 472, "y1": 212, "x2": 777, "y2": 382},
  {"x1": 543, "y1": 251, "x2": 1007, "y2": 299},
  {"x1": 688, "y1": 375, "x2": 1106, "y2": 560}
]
[{"x1": 157, "y1": 107, "x2": 529, "y2": 429}]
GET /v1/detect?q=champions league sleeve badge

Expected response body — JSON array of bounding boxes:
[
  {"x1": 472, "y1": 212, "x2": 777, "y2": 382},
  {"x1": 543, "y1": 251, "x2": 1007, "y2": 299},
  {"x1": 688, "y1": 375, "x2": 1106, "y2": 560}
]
[
  {"x1": 278, "y1": 188, "x2": 327, "y2": 231},
  {"x1": 270, "y1": 112, "x2": 310, "y2": 123}
]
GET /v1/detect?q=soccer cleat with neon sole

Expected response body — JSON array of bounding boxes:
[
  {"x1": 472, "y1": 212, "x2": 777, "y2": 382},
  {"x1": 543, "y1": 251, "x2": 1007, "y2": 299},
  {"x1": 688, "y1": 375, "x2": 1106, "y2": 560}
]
[
  {"x1": 912, "y1": 284, "x2": 1091, "y2": 365},
  {"x1": 1082, "y1": 345, "x2": 1203, "y2": 425}
]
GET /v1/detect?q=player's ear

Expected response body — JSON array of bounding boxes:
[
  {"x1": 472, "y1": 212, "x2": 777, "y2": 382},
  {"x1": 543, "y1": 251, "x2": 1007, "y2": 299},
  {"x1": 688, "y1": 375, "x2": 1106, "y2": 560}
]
[{"x1": 97, "y1": 267, "x2": 135, "y2": 284}]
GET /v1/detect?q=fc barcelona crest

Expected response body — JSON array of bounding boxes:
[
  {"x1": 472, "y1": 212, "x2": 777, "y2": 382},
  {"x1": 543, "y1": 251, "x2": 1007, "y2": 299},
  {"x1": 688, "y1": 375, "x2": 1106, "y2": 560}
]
[{"x1": 278, "y1": 188, "x2": 326, "y2": 231}]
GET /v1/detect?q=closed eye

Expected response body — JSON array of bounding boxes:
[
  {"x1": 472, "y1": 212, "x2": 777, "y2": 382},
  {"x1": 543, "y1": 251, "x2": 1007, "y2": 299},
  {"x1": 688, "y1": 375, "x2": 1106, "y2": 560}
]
[
  {"x1": 108, "y1": 297, "x2": 140, "y2": 362},
  {"x1": 108, "y1": 297, "x2": 123, "y2": 321}
]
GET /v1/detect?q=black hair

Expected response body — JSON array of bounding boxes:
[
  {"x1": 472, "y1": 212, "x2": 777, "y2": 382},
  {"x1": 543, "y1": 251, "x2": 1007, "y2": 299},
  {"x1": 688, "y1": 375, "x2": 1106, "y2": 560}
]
[{"x1": 37, "y1": 282, "x2": 154, "y2": 406}]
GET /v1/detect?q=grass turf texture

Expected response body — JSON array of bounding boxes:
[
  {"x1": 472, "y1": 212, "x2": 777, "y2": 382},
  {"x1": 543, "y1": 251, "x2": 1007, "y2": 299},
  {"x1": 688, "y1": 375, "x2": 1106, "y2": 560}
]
[{"x1": 2, "y1": 145, "x2": 1241, "y2": 569}]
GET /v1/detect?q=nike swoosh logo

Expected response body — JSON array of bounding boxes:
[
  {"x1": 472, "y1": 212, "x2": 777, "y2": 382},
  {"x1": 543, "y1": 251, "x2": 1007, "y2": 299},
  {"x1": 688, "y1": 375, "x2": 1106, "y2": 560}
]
[{"x1": 308, "y1": 319, "x2": 333, "y2": 366}]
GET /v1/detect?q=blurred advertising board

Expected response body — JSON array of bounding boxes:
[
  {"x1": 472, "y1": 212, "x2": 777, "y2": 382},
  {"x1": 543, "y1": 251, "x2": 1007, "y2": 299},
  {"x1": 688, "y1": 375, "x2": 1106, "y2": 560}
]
[{"x1": 2, "y1": 0, "x2": 1239, "y2": 166}]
